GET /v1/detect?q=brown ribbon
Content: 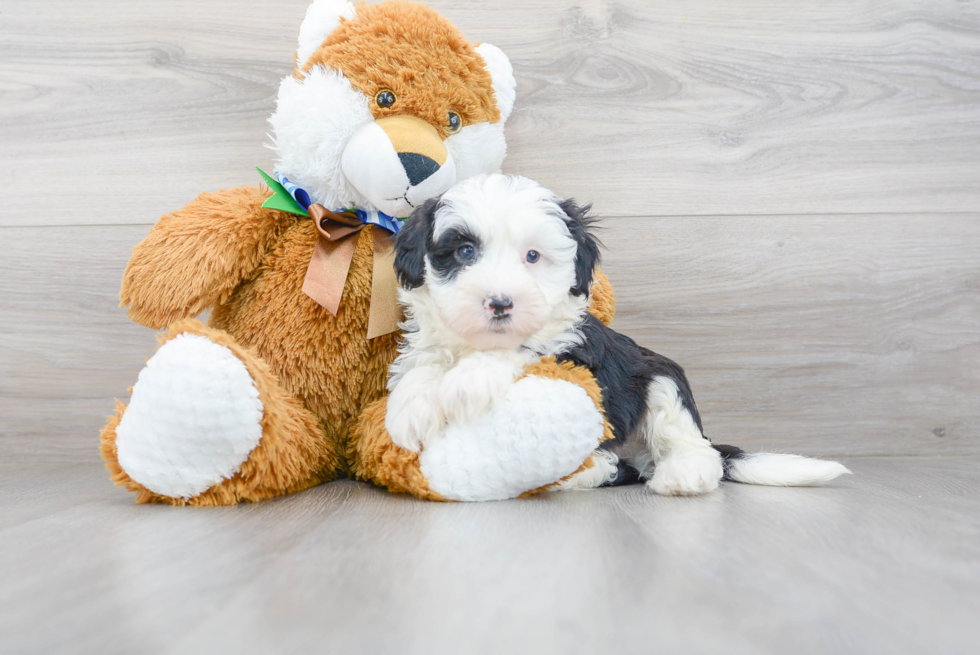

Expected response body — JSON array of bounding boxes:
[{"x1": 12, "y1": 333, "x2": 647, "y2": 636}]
[{"x1": 301, "y1": 204, "x2": 402, "y2": 339}]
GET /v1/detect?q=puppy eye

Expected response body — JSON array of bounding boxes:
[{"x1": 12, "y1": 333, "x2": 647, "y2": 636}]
[
  {"x1": 456, "y1": 244, "x2": 477, "y2": 262},
  {"x1": 375, "y1": 89, "x2": 397, "y2": 108},
  {"x1": 447, "y1": 111, "x2": 462, "y2": 133},
  {"x1": 525, "y1": 250, "x2": 540, "y2": 264}
]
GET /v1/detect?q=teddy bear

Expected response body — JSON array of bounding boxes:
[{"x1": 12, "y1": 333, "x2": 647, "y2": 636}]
[{"x1": 100, "y1": 0, "x2": 617, "y2": 505}]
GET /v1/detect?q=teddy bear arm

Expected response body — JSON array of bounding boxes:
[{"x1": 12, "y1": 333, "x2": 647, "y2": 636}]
[
  {"x1": 588, "y1": 267, "x2": 616, "y2": 326},
  {"x1": 121, "y1": 186, "x2": 295, "y2": 329}
]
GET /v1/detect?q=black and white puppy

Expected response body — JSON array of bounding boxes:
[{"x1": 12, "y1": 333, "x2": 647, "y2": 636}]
[{"x1": 385, "y1": 174, "x2": 849, "y2": 495}]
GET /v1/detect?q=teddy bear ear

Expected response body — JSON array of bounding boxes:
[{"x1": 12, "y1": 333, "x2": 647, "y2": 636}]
[
  {"x1": 475, "y1": 43, "x2": 517, "y2": 122},
  {"x1": 296, "y1": 0, "x2": 357, "y2": 69}
]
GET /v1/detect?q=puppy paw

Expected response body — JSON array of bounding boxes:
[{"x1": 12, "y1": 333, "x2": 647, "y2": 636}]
[
  {"x1": 386, "y1": 366, "x2": 445, "y2": 452},
  {"x1": 438, "y1": 352, "x2": 522, "y2": 424},
  {"x1": 648, "y1": 447, "x2": 724, "y2": 496}
]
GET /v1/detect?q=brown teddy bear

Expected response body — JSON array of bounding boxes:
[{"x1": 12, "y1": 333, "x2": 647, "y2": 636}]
[{"x1": 100, "y1": 0, "x2": 617, "y2": 505}]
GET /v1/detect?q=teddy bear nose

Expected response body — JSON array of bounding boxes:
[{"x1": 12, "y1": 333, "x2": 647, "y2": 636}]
[
  {"x1": 374, "y1": 115, "x2": 448, "y2": 188},
  {"x1": 398, "y1": 152, "x2": 440, "y2": 186}
]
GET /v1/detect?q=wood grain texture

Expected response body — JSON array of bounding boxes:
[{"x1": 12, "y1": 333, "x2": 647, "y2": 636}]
[
  {"x1": 2, "y1": 215, "x2": 977, "y2": 461},
  {"x1": 599, "y1": 213, "x2": 980, "y2": 456},
  {"x1": 2, "y1": 0, "x2": 980, "y2": 226},
  {"x1": 0, "y1": 225, "x2": 159, "y2": 461},
  {"x1": 3, "y1": 2, "x2": 978, "y2": 652},
  {"x1": 2, "y1": 457, "x2": 978, "y2": 655}
]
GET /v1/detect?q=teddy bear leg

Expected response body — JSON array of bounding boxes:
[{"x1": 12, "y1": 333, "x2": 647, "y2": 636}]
[
  {"x1": 350, "y1": 398, "x2": 449, "y2": 501},
  {"x1": 351, "y1": 359, "x2": 613, "y2": 502},
  {"x1": 101, "y1": 320, "x2": 337, "y2": 506}
]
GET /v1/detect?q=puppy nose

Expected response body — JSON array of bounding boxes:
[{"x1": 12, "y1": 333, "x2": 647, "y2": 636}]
[
  {"x1": 487, "y1": 296, "x2": 514, "y2": 317},
  {"x1": 398, "y1": 152, "x2": 440, "y2": 186}
]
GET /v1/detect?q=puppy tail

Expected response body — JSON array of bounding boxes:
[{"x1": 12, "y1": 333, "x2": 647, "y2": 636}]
[{"x1": 714, "y1": 444, "x2": 851, "y2": 487}]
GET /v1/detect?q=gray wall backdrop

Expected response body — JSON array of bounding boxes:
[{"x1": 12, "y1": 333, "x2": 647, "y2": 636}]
[{"x1": 2, "y1": 0, "x2": 978, "y2": 462}]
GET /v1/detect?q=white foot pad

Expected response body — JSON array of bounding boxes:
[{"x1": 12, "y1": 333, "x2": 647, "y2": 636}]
[
  {"x1": 419, "y1": 376, "x2": 605, "y2": 502},
  {"x1": 115, "y1": 334, "x2": 264, "y2": 499}
]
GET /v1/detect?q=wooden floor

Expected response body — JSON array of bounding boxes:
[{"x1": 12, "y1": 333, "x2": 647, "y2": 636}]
[
  {"x1": 2, "y1": 0, "x2": 979, "y2": 652},
  {"x1": 1, "y1": 456, "x2": 978, "y2": 655}
]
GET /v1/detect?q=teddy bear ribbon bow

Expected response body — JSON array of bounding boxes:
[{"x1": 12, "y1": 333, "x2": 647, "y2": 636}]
[{"x1": 257, "y1": 168, "x2": 402, "y2": 339}]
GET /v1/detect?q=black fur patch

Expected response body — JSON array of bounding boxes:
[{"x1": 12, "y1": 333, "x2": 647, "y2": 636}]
[
  {"x1": 393, "y1": 199, "x2": 438, "y2": 289},
  {"x1": 602, "y1": 459, "x2": 643, "y2": 487},
  {"x1": 558, "y1": 199, "x2": 602, "y2": 297},
  {"x1": 712, "y1": 443, "x2": 747, "y2": 478},
  {"x1": 557, "y1": 314, "x2": 704, "y2": 449},
  {"x1": 427, "y1": 227, "x2": 482, "y2": 282}
]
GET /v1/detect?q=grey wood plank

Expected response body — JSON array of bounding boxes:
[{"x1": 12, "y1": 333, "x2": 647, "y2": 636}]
[
  {"x1": 1, "y1": 214, "x2": 977, "y2": 461},
  {"x1": 0, "y1": 460, "x2": 357, "y2": 655},
  {"x1": 0, "y1": 460, "x2": 118, "y2": 531},
  {"x1": 3, "y1": 0, "x2": 980, "y2": 226},
  {"x1": 4, "y1": 457, "x2": 975, "y2": 655},
  {"x1": 599, "y1": 213, "x2": 980, "y2": 456},
  {"x1": 0, "y1": 225, "x2": 159, "y2": 462}
]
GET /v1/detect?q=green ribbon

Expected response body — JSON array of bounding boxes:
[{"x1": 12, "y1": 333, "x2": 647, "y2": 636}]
[{"x1": 256, "y1": 167, "x2": 308, "y2": 216}]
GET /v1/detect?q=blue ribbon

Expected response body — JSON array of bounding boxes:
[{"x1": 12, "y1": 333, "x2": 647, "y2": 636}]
[{"x1": 275, "y1": 172, "x2": 405, "y2": 234}]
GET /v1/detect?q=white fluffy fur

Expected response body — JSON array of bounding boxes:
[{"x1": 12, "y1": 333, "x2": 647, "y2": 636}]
[
  {"x1": 341, "y1": 120, "x2": 459, "y2": 217},
  {"x1": 386, "y1": 176, "x2": 594, "y2": 458},
  {"x1": 641, "y1": 376, "x2": 725, "y2": 496},
  {"x1": 386, "y1": 350, "x2": 528, "y2": 452},
  {"x1": 384, "y1": 364, "x2": 446, "y2": 453},
  {"x1": 269, "y1": 66, "x2": 374, "y2": 211},
  {"x1": 474, "y1": 43, "x2": 516, "y2": 122},
  {"x1": 271, "y1": 3, "x2": 517, "y2": 217},
  {"x1": 115, "y1": 334, "x2": 264, "y2": 499},
  {"x1": 296, "y1": 0, "x2": 356, "y2": 68},
  {"x1": 446, "y1": 121, "x2": 507, "y2": 182},
  {"x1": 418, "y1": 376, "x2": 605, "y2": 501},
  {"x1": 388, "y1": 174, "x2": 851, "y2": 497},
  {"x1": 340, "y1": 120, "x2": 413, "y2": 217},
  {"x1": 391, "y1": 176, "x2": 588, "y2": 383},
  {"x1": 554, "y1": 450, "x2": 620, "y2": 491},
  {"x1": 726, "y1": 453, "x2": 851, "y2": 486},
  {"x1": 441, "y1": 45, "x2": 514, "y2": 185},
  {"x1": 271, "y1": 69, "x2": 507, "y2": 216},
  {"x1": 438, "y1": 351, "x2": 526, "y2": 424}
]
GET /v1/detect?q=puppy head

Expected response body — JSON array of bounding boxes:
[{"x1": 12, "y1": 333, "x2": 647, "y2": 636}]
[{"x1": 394, "y1": 174, "x2": 600, "y2": 350}]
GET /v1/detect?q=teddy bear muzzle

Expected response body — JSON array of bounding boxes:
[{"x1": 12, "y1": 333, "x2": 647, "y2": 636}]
[{"x1": 341, "y1": 114, "x2": 457, "y2": 218}]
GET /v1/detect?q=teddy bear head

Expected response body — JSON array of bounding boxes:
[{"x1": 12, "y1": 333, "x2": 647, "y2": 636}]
[{"x1": 269, "y1": 0, "x2": 516, "y2": 219}]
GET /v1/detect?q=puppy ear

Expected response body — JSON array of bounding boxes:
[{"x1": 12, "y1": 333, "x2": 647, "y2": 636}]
[
  {"x1": 394, "y1": 199, "x2": 438, "y2": 290},
  {"x1": 296, "y1": 0, "x2": 357, "y2": 69},
  {"x1": 558, "y1": 199, "x2": 602, "y2": 297}
]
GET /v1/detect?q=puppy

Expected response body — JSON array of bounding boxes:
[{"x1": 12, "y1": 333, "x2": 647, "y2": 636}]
[{"x1": 385, "y1": 174, "x2": 849, "y2": 495}]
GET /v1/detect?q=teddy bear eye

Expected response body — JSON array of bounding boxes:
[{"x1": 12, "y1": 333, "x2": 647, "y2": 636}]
[
  {"x1": 447, "y1": 111, "x2": 462, "y2": 133},
  {"x1": 526, "y1": 250, "x2": 540, "y2": 264},
  {"x1": 375, "y1": 89, "x2": 396, "y2": 108}
]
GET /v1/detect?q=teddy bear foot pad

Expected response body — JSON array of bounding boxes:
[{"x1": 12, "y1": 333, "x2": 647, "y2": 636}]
[
  {"x1": 418, "y1": 376, "x2": 606, "y2": 502},
  {"x1": 114, "y1": 333, "x2": 264, "y2": 499}
]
